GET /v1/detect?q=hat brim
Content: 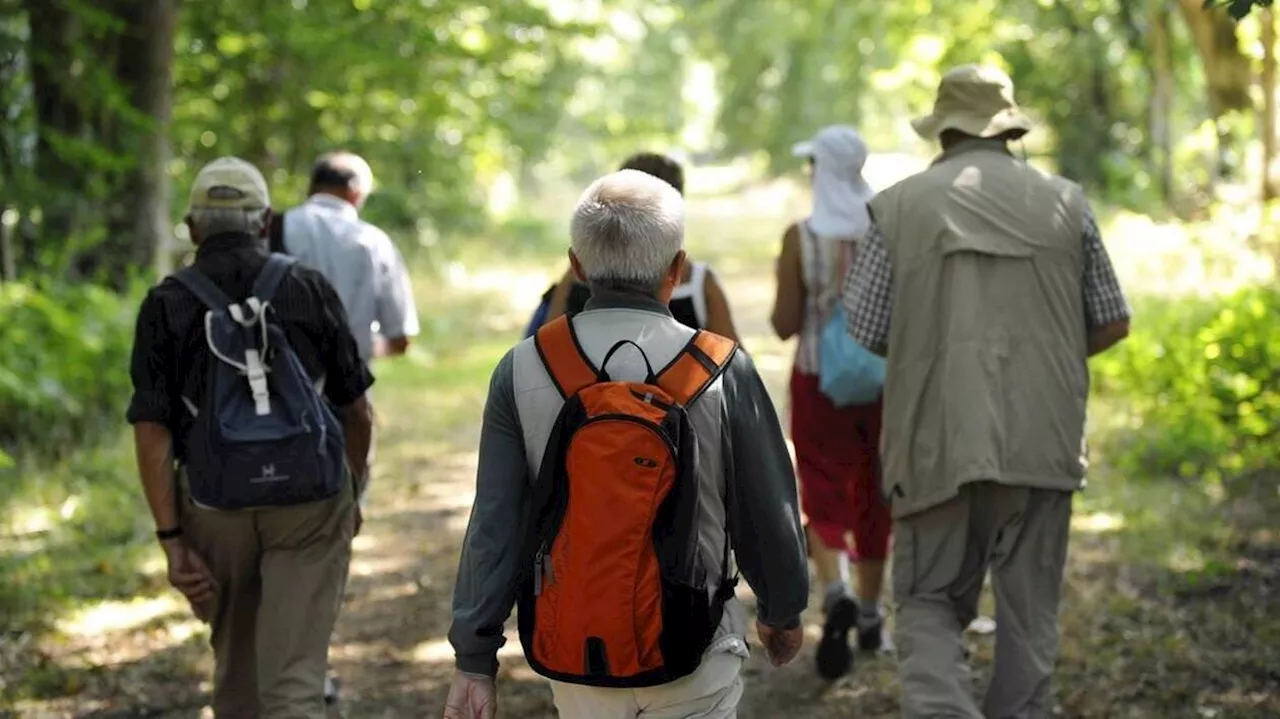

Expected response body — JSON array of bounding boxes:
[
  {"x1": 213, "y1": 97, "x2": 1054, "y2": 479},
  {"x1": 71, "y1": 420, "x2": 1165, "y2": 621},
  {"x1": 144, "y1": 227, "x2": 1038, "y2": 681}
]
[
  {"x1": 911, "y1": 108, "x2": 1033, "y2": 141},
  {"x1": 791, "y1": 140, "x2": 816, "y2": 158}
]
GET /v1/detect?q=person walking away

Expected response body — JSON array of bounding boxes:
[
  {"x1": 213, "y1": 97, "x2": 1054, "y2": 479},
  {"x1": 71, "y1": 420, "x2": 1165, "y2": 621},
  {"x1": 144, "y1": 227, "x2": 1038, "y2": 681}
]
[
  {"x1": 771, "y1": 125, "x2": 891, "y2": 681},
  {"x1": 445, "y1": 169, "x2": 809, "y2": 718},
  {"x1": 269, "y1": 151, "x2": 418, "y2": 703},
  {"x1": 127, "y1": 157, "x2": 375, "y2": 717},
  {"x1": 540, "y1": 152, "x2": 742, "y2": 342},
  {"x1": 271, "y1": 151, "x2": 419, "y2": 363},
  {"x1": 843, "y1": 65, "x2": 1132, "y2": 718}
]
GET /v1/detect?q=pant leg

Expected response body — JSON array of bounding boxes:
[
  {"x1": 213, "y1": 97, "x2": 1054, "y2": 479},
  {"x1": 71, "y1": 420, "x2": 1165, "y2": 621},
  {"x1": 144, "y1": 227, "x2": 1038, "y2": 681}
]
[
  {"x1": 254, "y1": 482, "x2": 355, "y2": 719},
  {"x1": 893, "y1": 488, "x2": 987, "y2": 719},
  {"x1": 181, "y1": 490, "x2": 262, "y2": 719},
  {"x1": 850, "y1": 400, "x2": 891, "y2": 562},
  {"x1": 638, "y1": 650, "x2": 745, "y2": 719},
  {"x1": 983, "y1": 489, "x2": 1073, "y2": 719},
  {"x1": 550, "y1": 682, "x2": 641, "y2": 719}
]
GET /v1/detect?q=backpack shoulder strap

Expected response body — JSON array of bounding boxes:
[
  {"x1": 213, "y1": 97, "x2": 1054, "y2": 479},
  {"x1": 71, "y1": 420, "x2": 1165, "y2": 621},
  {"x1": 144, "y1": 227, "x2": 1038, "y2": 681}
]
[
  {"x1": 252, "y1": 253, "x2": 297, "y2": 304},
  {"x1": 656, "y1": 330, "x2": 738, "y2": 406},
  {"x1": 268, "y1": 211, "x2": 287, "y2": 254},
  {"x1": 174, "y1": 265, "x2": 234, "y2": 310},
  {"x1": 534, "y1": 315, "x2": 598, "y2": 398}
]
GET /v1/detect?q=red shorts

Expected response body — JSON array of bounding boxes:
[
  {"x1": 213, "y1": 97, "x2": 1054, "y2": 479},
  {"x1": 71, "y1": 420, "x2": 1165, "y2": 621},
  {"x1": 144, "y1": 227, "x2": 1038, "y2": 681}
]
[{"x1": 789, "y1": 369, "x2": 891, "y2": 561}]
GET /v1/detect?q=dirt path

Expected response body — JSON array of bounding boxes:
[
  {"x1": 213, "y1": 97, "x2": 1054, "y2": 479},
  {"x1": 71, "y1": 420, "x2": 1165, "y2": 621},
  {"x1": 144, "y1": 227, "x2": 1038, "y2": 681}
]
[{"x1": 10, "y1": 181, "x2": 1277, "y2": 718}]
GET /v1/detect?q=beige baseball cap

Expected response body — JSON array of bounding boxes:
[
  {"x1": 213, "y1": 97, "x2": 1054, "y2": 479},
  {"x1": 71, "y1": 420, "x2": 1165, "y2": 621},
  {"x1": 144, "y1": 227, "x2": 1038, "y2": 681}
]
[
  {"x1": 911, "y1": 64, "x2": 1033, "y2": 141},
  {"x1": 187, "y1": 156, "x2": 270, "y2": 213}
]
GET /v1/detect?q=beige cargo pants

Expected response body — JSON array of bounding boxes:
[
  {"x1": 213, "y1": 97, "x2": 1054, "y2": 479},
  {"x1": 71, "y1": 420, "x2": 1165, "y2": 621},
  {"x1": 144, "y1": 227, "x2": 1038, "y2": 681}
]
[
  {"x1": 550, "y1": 646, "x2": 747, "y2": 719},
  {"x1": 181, "y1": 475, "x2": 355, "y2": 718},
  {"x1": 893, "y1": 481, "x2": 1073, "y2": 719}
]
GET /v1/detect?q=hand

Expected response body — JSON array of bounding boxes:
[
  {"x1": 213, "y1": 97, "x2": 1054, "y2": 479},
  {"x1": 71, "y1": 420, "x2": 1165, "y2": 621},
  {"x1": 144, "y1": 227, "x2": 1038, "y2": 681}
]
[
  {"x1": 756, "y1": 620, "x2": 804, "y2": 667},
  {"x1": 162, "y1": 539, "x2": 217, "y2": 620},
  {"x1": 443, "y1": 671, "x2": 496, "y2": 719}
]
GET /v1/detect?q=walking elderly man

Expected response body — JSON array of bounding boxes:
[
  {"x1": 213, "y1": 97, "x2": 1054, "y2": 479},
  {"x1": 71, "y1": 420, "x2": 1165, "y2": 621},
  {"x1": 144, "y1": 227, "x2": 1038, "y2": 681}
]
[
  {"x1": 269, "y1": 150, "x2": 419, "y2": 704},
  {"x1": 445, "y1": 169, "x2": 810, "y2": 718},
  {"x1": 842, "y1": 65, "x2": 1132, "y2": 718},
  {"x1": 127, "y1": 157, "x2": 374, "y2": 717},
  {"x1": 271, "y1": 151, "x2": 419, "y2": 362}
]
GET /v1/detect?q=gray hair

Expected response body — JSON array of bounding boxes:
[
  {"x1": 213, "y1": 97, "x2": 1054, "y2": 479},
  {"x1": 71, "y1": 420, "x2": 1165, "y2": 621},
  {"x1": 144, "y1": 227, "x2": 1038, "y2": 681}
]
[
  {"x1": 570, "y1": 169, "x2": 684, "y2": 294},
  {"x1": 189, "y1": 207, "x2": 269, "y2": 237}
]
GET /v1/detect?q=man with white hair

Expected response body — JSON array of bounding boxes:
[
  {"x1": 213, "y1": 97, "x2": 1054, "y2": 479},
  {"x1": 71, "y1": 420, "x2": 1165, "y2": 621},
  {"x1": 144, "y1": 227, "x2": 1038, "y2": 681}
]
[
  {"x1": 126, "y1": 156, "x2": 374, "y2": 716},
  {"x1": 445, "y1": 170, "x2": 810, "y2": 719}
]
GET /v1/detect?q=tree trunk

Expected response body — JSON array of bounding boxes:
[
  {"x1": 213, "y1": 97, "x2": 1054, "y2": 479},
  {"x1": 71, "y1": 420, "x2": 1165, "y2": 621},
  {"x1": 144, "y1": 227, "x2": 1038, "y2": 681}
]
[
  {"x1": 1151, "y1": 0, "x2": 1176, "y2": 204},
  {"x1": 24, "y1": 0, "x2": 86, "y2": 248},
  {"x1": 0, "y1": 207, "x2": 15, "y2": 283},
  {"x1": 1178, "y1": 0, "x2": 1254, "y2": 182},
  {"x1": 1263, "y1": 7, "x2": 1277, "y2": 202},
  {"x1": 105, "y1": 0, "x2": 178, "y2": 281}
]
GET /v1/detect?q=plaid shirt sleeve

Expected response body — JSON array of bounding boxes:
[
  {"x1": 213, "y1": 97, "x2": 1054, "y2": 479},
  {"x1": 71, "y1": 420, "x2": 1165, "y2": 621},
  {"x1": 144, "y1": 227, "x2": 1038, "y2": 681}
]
[
  {"x1": 843, "y1": 220, "x2": 894, "y2": 352},
  {"x1": 1081, "y1": 206, "x2": 1132, "y2": 328}
]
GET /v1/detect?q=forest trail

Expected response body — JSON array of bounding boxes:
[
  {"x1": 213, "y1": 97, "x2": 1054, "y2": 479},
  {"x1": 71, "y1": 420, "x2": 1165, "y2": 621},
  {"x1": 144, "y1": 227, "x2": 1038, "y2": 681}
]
[{"x1": 10, "y1": 177, "x2": 1277, "y2": 718}]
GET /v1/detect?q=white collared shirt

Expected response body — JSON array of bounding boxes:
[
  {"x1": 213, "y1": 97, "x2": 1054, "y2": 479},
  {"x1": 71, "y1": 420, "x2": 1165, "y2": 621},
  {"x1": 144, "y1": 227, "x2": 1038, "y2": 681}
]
[{"x1": 282, "y1": 194, "x2": 419, "y2": 361}]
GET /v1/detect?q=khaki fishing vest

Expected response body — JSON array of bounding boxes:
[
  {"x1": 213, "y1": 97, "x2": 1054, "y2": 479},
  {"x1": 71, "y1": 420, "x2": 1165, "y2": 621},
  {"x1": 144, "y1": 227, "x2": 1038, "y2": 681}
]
[
  {"x1": 511, "y1": 306, "x2": 748, "y2": 646},
  {"x1": 869, "y1": 141, "x2": 1090, "y2": 518}
]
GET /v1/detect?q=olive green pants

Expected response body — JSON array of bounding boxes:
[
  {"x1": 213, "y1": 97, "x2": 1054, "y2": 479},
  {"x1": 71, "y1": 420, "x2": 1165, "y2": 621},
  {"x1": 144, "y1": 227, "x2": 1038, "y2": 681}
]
[
  {"x1": 893, "y1": 482, "x2": 1073, "y2": 719},
  {"x1": 181, "y1": 477, "x2": 355, "y2": 718}
]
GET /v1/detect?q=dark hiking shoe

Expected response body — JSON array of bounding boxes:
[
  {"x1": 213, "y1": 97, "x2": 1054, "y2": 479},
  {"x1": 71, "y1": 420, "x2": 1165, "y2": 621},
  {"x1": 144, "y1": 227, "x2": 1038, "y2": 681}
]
[
  {"x1": 816, "y1": 595, "x2": 858, "y2": 680},
  {"x1": 857, "y1": 613, "x2": 884, "y2": 653}
]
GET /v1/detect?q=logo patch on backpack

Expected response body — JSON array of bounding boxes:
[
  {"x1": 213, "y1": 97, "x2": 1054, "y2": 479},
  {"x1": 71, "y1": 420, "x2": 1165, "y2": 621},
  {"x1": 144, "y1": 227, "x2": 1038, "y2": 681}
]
[
  {"x1": 517, "y1": 317, "x2": 741, "y2": 688},
  {"x1": 172, "y1": 255, "x2": 347, "y2": 510}
]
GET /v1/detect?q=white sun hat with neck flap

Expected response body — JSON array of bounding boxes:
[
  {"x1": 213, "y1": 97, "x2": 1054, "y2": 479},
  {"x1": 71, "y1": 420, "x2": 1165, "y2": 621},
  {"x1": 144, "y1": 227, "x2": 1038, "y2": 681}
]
[{"x1": 791, "y1": 125, "x2": 875, "y2": 240}]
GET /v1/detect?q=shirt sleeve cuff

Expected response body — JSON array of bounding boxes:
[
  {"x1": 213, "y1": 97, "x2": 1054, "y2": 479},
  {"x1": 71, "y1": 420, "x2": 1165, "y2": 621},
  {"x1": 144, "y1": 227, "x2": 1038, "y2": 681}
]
[
  {"x1": 456, "y1": 651, "x2": 500, "y2": 677},
  {"x1": 126, "y1": 391, "x2": 171, "y2": 425},
  {"x1": 761, "y1": 614, "x2": 802, "y2": 631},
  {"x1": 325, "y1": 369, "x2": 375, "y2": 408}
]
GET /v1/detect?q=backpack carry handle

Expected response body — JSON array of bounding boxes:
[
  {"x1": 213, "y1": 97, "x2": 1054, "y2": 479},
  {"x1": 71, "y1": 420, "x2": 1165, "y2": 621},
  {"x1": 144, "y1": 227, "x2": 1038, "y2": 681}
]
[{"x1": 598, "y1": 340, "x2": 658, "y2": 385}]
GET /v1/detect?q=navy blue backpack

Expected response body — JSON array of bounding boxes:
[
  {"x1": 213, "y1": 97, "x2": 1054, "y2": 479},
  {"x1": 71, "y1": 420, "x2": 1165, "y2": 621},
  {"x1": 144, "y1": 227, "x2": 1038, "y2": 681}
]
[{"x1": 174, "y1": 255, "x2": 347, "y2": 510}]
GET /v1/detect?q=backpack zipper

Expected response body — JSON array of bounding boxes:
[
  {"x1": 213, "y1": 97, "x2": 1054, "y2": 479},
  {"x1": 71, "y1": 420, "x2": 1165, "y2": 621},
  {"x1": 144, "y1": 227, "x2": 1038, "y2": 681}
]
[{"x1": 534, "y1": 543, "x2": 555, "y2": 596}]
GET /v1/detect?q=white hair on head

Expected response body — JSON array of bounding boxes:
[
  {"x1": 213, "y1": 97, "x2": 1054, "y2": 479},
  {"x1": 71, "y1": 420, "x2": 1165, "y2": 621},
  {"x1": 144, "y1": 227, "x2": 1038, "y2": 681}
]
[
  {"x1": 570, "y1": 169, "x2": 684, "y2": 292},
  {"x1": 189, "y1": 207, "x2": 269, "y2": 237}
]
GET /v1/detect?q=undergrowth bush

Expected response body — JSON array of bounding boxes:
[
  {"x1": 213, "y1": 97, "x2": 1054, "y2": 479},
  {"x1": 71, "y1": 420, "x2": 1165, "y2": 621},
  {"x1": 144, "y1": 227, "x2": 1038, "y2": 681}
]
[
  {"x1": 0, "y1": 282, "x2": 138, "y2": 464},
  {"x1": 1092, "y1": 284, "x2": 1279, "y2": 489}
]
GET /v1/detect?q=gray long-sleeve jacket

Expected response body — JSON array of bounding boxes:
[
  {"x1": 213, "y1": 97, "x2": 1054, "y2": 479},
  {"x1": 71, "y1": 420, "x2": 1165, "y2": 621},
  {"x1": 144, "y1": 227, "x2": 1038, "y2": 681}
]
[{"x1": 448, "y1": 294, "x2": 809, "y2": 677}]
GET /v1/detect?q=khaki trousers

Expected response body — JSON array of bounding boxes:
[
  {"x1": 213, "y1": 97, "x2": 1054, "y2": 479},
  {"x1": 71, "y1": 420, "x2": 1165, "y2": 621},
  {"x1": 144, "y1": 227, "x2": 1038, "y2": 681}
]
[
  {"x1": 181, "y1": 477, "x2": 355, "y2": 718},
  {"x1": 549, "y1": 649, "x2": 746, "y2": 719},
  {"x1": 892, "y1": 482, "x2": 1073, "y2": 719}
]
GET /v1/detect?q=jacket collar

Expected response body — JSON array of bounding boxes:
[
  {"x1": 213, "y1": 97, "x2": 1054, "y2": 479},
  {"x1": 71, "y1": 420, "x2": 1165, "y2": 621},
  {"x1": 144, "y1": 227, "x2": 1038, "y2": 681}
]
[
  {"x1": 195, "y1": 232, "x2": 263, "y2": 259},
  {"x1": 307, "y1": 192, "x2": 359, "y2": 220},
  {"x1": 932, "y1": 137, "x2": 1014, "y2": 166},
  {"x1": 582, "y1": 288, "x2": 673, "y2": 317}
]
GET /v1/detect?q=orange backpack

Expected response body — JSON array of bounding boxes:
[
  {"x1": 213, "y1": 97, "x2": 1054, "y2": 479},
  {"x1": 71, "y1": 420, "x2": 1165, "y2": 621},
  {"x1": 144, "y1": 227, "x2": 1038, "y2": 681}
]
[{"x1": 517, "y1": 316, "x2": 740, "y2": 687}]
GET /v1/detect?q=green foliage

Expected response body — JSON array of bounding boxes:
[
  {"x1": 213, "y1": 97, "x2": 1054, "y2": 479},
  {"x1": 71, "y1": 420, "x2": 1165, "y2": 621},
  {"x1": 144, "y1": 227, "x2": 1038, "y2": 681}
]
[
  {"x1": 171, "y1": 0, "x2": 594, "y2": 246},
  {"x1": 1093, "y1": 285, "x2": 1280, "y2": 487},
  {"x1": 0, "y1": 282, "x2": 137, "y2": 456}
]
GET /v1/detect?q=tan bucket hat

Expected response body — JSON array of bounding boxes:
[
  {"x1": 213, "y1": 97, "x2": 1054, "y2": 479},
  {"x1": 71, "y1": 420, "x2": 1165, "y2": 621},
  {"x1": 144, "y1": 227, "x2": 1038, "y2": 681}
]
[{"x1": 911, "y1": 64, "x2": 1033, "y2": 141}]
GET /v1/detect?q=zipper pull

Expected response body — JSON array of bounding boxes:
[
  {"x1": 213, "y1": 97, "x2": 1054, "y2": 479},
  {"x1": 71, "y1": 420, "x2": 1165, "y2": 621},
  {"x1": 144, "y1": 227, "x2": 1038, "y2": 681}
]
[{"x1": 533, "y1": 550, "x2": 545, "y2": 596}]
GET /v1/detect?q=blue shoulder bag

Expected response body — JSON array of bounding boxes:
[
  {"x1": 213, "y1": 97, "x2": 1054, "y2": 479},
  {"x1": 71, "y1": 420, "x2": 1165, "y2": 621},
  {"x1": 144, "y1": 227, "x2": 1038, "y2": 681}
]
[{"x1": 817, "y1": 237, "x2": 884, "y2": 406}]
